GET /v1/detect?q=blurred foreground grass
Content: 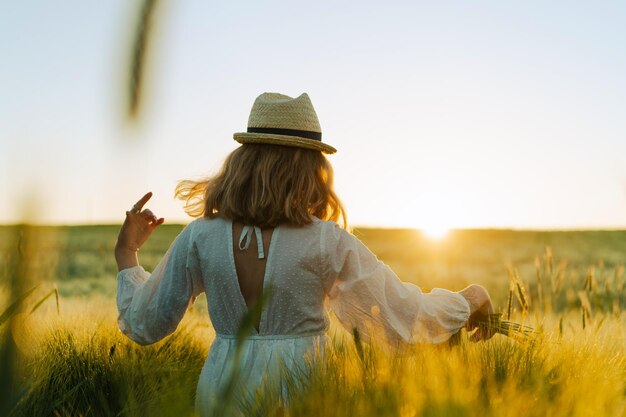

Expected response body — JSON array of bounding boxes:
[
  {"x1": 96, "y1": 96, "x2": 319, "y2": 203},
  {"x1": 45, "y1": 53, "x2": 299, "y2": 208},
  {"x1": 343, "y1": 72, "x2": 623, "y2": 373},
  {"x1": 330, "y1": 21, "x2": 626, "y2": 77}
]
[
  {"x1": 2, "y1": 225, "x2": 626, "y2": 416},
  {"x1": 4, "y1": 303, "x2": 626, "y2": 417}
]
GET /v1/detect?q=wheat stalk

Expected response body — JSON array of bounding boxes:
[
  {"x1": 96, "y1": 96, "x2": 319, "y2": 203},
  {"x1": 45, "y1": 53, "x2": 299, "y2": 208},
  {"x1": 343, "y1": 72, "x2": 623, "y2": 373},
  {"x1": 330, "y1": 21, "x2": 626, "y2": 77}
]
[{"x1": 478, "y1": 313, "x2": 537, "y2": 339}]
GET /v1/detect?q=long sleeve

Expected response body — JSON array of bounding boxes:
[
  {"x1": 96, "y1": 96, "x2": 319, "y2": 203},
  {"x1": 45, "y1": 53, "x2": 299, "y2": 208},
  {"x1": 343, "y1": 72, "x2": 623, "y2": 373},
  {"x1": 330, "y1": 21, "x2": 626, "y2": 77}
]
[
  {"x1": 116, "y1": 223, "x2": 205, "y2": 345},
  {"x1": 322, "y1": 223, "x2": 470, "y2": 344}
]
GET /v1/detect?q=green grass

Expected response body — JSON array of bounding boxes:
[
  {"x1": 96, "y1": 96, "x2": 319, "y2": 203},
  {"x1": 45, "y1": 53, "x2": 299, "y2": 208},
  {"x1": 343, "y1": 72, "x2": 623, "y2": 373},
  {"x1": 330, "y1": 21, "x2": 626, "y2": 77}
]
[
  {"x1": 2, "y1": 225, "x2": 626, "y2": 416},
  {"x1": 3, "y1": 224, "x2": 626, "y2": 301},
  {"x1": 8, "y1": 304, "x2": 209, "y2": 417}
]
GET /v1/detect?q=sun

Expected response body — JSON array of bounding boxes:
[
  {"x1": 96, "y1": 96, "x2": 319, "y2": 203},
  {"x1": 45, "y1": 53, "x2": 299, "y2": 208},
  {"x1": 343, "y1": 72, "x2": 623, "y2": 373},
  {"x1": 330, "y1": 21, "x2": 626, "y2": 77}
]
[{"x1": 421, "y1": 224, "x2": 450, "y2": 240}]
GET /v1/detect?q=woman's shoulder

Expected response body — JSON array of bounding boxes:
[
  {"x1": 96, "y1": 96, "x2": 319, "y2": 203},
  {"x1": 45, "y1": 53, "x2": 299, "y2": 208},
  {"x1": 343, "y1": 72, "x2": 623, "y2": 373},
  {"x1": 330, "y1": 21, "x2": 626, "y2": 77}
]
[
  {"x1": 306, "y1": 217, "x2": 355, "y2": 245},
  {"x1": 274, "y1": 217, "x2": 343, "y2": 244},
  {"x1": 188, "y1": 216, "x2": 225, "y2": 225},
  {"x1": 282, "y1": 216, "x2": 342, "y2": 232},
  {"x1": 179, "y1": 216, "x2": 229, "y2": 236},
  {"x1": 311, "y1": 217, "x2": 347, "y2": 233}
]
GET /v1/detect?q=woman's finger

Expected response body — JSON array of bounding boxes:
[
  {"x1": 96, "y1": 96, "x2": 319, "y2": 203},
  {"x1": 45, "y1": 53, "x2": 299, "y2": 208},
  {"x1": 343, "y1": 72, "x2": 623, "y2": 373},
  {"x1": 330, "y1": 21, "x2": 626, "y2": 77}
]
[
  {"x1": 470, "y1": 328, "x2": 486, "y2": 342},
  {"x1": 141, "y1": 210, "x2": 162, "y2": 226},
  {"x1": 141, "y1": 209, "x2": 156, "y2": 220},
  {"x1": 150, "y1": 217, "x2": 165, "y2": 229},
  {"x1": 484, "y1": 328, "x2": 496, "y2": 340},
  {"x1": 469, "y1": 329, "x2": 480, "y2": 342},
  {"x1": 132, "y1": 192, "x2": 153, "y2": 213}
]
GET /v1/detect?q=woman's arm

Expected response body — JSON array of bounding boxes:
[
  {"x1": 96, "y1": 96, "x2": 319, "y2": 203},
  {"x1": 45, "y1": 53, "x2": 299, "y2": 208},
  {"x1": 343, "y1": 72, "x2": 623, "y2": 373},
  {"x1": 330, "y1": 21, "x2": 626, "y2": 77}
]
[
  {"x1": 114, "y1": 192, "x2": 204, "y2": 345},
  {"x1": 115, "y1": 247, "x2": 138, "y2": 271},
  {"x1": 323, "y1": 223, "x2": 472, "y2": 345}
]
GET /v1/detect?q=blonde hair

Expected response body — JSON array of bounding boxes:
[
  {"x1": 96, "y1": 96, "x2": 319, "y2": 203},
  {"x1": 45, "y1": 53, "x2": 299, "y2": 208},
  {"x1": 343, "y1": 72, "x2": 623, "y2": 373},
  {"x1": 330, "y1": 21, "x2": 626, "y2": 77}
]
[{"x1": 175, "y1": 144, "x2": 347, "y2": 228}]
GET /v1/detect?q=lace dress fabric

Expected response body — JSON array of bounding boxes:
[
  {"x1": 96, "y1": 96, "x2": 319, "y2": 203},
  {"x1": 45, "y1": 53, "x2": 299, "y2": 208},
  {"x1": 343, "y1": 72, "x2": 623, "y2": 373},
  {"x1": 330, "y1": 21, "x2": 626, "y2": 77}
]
[{"x1": 117, "y1": 217, "x2": 470, "y2": 415}]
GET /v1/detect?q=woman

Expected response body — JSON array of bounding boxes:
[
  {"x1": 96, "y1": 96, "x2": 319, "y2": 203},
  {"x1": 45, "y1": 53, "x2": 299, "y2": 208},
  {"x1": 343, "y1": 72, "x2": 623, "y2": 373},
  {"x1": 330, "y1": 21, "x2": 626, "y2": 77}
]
[{"x1": 115, "y1": 92, "x2": 495, "y2": 416}]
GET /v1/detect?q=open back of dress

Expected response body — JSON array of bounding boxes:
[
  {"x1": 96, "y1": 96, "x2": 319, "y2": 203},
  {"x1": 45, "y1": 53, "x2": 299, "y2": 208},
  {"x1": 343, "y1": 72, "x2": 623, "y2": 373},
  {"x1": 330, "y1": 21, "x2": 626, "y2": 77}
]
[{"x1": 231, "y1": 222, "x2": 274, "y2": 331}]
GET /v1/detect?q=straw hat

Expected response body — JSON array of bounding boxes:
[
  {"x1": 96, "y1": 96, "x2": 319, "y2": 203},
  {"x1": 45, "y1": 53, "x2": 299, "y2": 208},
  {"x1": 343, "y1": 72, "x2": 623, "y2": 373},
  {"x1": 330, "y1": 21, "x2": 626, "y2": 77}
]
[{"x1": 234, "y1": 92, "x2": 336, "y2": 154}]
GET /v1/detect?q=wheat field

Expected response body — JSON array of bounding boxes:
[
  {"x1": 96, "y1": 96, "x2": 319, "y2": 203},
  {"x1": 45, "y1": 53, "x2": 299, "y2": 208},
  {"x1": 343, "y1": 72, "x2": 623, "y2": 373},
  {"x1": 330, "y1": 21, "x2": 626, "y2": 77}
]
[{"x1": 2, "y1": 225, "x2": 626, "y2": 416}]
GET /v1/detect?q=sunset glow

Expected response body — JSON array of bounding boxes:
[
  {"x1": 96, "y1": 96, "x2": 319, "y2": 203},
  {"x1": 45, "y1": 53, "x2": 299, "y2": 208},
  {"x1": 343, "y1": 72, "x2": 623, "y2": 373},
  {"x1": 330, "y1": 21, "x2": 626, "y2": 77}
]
[{"x1": 420, "y1": 224, "x2": 450, "y2": 240}]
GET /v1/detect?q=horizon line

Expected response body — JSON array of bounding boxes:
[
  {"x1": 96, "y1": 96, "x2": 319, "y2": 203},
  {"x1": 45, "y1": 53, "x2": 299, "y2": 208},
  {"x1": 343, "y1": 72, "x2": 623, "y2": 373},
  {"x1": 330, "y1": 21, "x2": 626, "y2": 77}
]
[{"x1": 2, "y1": 221, "x2": 626, "y2": 232}]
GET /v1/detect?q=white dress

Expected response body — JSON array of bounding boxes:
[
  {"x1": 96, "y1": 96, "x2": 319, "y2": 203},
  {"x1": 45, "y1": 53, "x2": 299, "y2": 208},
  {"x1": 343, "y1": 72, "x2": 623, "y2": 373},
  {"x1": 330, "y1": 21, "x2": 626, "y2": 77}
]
[{"x1": 116, "y1": 217, "x2": 470, "y2": 416}]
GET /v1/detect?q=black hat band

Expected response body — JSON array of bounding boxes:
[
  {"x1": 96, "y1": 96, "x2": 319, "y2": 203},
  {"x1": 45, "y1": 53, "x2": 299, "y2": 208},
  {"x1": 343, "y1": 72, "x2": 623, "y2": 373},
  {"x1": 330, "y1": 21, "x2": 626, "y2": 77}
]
[{"x1": 247, "y1": 127, "x2": 322, "y2": 141}]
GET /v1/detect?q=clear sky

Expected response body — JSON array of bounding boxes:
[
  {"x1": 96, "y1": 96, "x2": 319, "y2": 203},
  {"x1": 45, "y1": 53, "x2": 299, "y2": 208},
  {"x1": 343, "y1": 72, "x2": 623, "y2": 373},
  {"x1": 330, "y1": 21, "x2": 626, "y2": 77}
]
[{"x1": 1, "y1": 1, "x2": 625, "y2": 230}]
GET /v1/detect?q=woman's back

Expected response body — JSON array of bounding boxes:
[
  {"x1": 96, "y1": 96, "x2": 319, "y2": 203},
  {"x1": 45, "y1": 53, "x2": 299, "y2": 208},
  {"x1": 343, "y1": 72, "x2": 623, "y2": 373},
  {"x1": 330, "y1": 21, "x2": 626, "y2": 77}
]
[
  {"x1": 231, "y1": 220, "x2": 273, "y2": 313},
  {"x1": 193, "y1": 216, "x2": 331, "y2": 337},
  {"x1": 185, "y1": 217, "x2": 334, "y2": 415}
]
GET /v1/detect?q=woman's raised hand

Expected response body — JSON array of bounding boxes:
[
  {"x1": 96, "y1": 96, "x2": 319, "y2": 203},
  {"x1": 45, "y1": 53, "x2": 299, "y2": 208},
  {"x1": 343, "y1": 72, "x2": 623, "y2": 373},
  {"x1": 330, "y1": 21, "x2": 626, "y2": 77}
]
[
  {"x1": 117, "y1": 192, "x2": 165, "y2": 251},
  {"x1": 458, "y1": 284, "x2": 496, "y2": 342},
  {"x1": 115, "y1": 192, "x2": 164, "y2": 270}
]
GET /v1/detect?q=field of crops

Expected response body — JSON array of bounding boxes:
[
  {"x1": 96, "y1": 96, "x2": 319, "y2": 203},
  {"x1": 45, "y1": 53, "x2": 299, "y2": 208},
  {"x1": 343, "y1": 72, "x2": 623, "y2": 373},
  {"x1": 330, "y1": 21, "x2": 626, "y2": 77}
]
[{"x1": 2, "y1": 224, "x2": 626, "y2": 416}]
